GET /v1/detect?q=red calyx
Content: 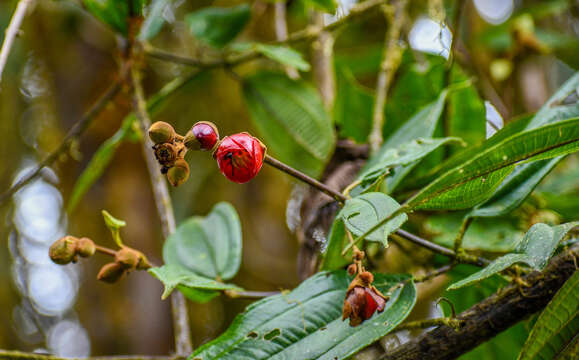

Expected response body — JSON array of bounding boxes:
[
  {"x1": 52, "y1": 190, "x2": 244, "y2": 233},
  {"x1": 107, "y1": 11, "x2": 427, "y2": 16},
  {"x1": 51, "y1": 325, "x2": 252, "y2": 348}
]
[{"x1": 215, "y1": 132, "x2": 266, "y2": 184}]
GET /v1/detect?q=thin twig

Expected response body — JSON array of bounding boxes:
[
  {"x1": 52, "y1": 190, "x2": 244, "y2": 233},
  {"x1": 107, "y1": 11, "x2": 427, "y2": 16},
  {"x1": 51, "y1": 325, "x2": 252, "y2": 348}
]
[
  {"x1": 413, "y1": 264, "x2": 454, "y2": 283},
  {"x1": 94, "y1": 244, "x2": 117, "y2": 257},
  {"x1": 453, "y1": 216, "x2": 473, "y2": 253},
  {"x1": 0, "y1": 0, "x2": 34, "y2": 85},
  {"x1": 369, "y1": 0, "x2": 408, "y2": 153},
  {"x1": 0, "y1": 350, "x2": 182, "y2": 360},
  {"x1": 264, "y1": 154, "x2": 348, "y2": 203},
  {"x1": 274, "y1": 2, "x2": 299, "y2": 79},
  {"x1": 0, "y1": 80, "x2": 122, "y2": 205},
  {"x1": 129, "y1": 66, "x2": 193, "y2": 356}
]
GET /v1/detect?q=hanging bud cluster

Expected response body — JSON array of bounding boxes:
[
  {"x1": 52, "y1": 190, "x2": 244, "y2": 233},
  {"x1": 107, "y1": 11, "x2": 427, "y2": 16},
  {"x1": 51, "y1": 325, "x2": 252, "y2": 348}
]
[
  {"x1": 148, "y1": 121, "x2": 267, "y2": 186},
  {"x1": 49, "y1": 236, "x2": 96, "y2": 264},
  {"x1": 148, "y1": 121, "x2": 190, "y2": 186},
  {"x1": 98, "y1": 247, "x2": 151, "y2": 283},
  {"x1": 342, "y1": 249, "x2": 388, "y2": 327}
]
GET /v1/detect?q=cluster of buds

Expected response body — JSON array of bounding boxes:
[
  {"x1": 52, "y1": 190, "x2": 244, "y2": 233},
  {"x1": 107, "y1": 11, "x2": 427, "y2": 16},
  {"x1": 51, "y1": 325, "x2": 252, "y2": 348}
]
[
  {"x1": 97, "y1": 247, "x2": 151, "y2": 283},
  {"x1": 49, "y1": 236, "x2": 96, "y2": 264},
  {"x1": 148, "y1": 121, "x2": 266, "y2": 185},
  {"x1": 49, "y1": 236, "x2": 151, "y2": 284},
  {"x1": 342, "y1": 250, "x2": 389, "y2": 326}
]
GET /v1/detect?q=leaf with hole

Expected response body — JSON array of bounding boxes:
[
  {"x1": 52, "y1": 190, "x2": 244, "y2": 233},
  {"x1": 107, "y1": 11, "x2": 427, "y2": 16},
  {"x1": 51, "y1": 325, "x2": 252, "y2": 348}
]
[
  {"x1": 243, "y1": 72, "x2": 335, "y2": 178},
  {"x1": 185, "y1": 4, "x2": 250, "y2": 48},
  {"x1": 447, "y1": 222, "x2": 578, "y2": 290},
  {"x1": 518, "y1": 270, "x2": 579, "y2": 360},
  {"x1": 191, "y1": 271, "x2": 416, "y2": 360},
  {"x1": 149, "y1": 264, "x2": 242, "y2": 303},
  {"x1": 340, "y1": 192, "x2": 407, "y2": 247},
  {"x1": 163, "y1": 202, "x2": 242, "y2": 280}
]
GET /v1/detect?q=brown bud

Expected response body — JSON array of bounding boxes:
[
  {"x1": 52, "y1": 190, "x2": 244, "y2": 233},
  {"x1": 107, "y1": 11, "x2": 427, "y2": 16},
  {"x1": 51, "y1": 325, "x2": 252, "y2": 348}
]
[
  {"x1": 358, "y1": 271, "x2": 374, "y2": 286},
  {"x1": 49, "y1": 236, "x2": 78, "y2": 265},
  {"x1": 167, "y1": 159, "x2": 190, "y2": 187},
  {"x1": 97, "y1": 262, "x2": 125, "y2": 283},
  {"x1": 353, "y1": 249, "x2": 365, "y2": 261},
  {"x1": 75, "y1": 237, "x2": 95, "y2": 258},
  {"x1": 148, "y1": 121, "x2": 176, "y2": 144},
  {"x1": 115, "y1": 247, "x2": 141, "y2": 270},
  {"x1": 347, "y1": 264, "x2": 357, "y2": 276},
  {"x1": 153, "y1": 143, "x2": 178, "y2": 168}
]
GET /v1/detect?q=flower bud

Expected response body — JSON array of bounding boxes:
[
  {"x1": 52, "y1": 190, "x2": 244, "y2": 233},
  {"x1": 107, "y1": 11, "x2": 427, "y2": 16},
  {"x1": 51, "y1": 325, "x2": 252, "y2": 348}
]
[
  {"x1": 347, "y1": 264, "x2": 357, "y2": 276},
  {"x1": 148, "y1": 121, "x2": 176, "y2": 144},
  {"x1": 153, "y1": 143, "x2": 178, "y2": 168},
  {"x1": 115, "y1": 247, "x2": 141, "y2": 270},
  {"x1": 49, "y1": 236, "x2": 77, "y2": 265},
  {"x1": 75, "y1": 237, "x2": 96, "y2": 258},
  {"x1": 215, "y1": 132, "x2": 266, "y2": 184},
  {"x1": 184, "y1": 121, "x2": 219, "y2": 151},
  {"x1": 166, "y1": 159, "x2": 190, "y2": 187},
  {"x1": 97, "y1": 262, "x2": 125, "y2": 283}
]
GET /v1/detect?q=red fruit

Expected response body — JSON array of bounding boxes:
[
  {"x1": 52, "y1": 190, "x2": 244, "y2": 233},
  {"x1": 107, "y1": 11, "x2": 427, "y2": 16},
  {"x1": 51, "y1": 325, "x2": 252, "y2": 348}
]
[
  {"x1": 215, "y1": 132, "x2": 266, "y2": 184},
  {"x1": 185, "y1": 121, "x2": 219, "y2": 151}
]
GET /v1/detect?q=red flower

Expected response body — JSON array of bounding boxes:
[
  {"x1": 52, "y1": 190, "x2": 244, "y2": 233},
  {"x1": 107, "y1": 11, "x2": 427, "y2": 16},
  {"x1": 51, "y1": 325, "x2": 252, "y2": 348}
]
[
  {"x1": 215, "y1": 132, "x2": 266, "y2": 184},
  {"x1": 342, "y1": 271, "x2": 388, "y2": 326}
]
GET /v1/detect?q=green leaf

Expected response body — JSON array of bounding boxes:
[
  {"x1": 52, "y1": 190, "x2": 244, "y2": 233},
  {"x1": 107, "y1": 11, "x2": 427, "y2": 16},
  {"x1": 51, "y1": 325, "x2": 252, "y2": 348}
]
[
  {"x1": 470, "y1": 73, "x2": 579, "y2": 218},
  {"x1": 518, "y1": 270, "x2": 579, "y2": 360},
  {"x1": 256, "y1": 44, "x2": 310, "y2": 71},
  {"x1": 185, "y1": 4, "x2": 250, "y2": 48},
  {"x1": 68, "y1": 116, "x2": 137, "y2": 212},
  {"x1": 243, "y1": 72, "x2": 335, "y2": 178},
  {"x1": 424, "y1": 213, "x2": 523, "y2": 252},
  {"x1": 148, "y1": 264, "x2": 242, "y2": 302},
  {"x1": 359, "y1": 137, "x2": 464, "y2": 188},
  {"x1": 340, "y1": 193, "x2": 407, "y2": 247},
  {"x1": 303, "y1": 0, "x2": 337, "y2": 14},
  {"x1": 448, "y1": 222, "x2": 578, "y2": 290},
  {"x1": 334, "y1": 68, "x2": 373, "y2": 143},
  {"x1": 406, "y1": 117, "x2": 579, "y2": 210},
  {"x1": 163, "y1": 202, "x2": 242, "y2": 280},
  {"x1": 101, "y1": 210, "x2": 126, "y2": 230},
  {"x1": 191, "y1": 271, "x2": 416, "y2": 360},
  {"x1": 83, "y1": 0, "x2": 144, "y2": 35},
  {"x1": 139, "y1": 0, "x2": 171, "y2": 40}
]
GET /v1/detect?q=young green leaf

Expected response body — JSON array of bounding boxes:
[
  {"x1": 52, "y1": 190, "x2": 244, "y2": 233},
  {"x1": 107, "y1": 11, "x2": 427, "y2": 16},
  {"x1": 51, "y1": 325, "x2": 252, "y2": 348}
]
[
  {"x1": 101, "y1": 210, "x2": 126, "y2": 247},
  {"x1": 447, "y1": 222, "x2": 578, "y2": 290},
  {"x1": 149, "y1": 264, "x2": 242, "y2": 302},
  {"x1": 518, "y1": 270, "x2": 579, "y2": 360},
  {"x1": 320, "y1": 217, "x2": 350, "y2": 271},
  {"x1": 243, "y1": 72, "x2": 335, "y2": 178},
  {"x1": 255, "y1": 44, "x2": 310, "y2": 71},
  {"x1": 83, "y1": 0, "x2": 144, "y2": 35},
  {"x1": 340, "y1": 192, "x2": 407, "y2": 247},
  {"x1": 191, "y1": 271, "x2": 416, "y2": 360},
  {"x1": 163, "y1": 202, "x2": 242, "y2": 280},
  {"x1": 185, "y1": 4, "x2": 250, "y2": 48}
]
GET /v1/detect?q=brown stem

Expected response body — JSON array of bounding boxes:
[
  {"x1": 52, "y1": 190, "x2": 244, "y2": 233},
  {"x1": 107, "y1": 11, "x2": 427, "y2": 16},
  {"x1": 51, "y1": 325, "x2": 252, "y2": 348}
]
[
  {"x1": 310, "y1": 11, "x2": 335, "y2": 111},
  {"x1": 224, "y1": 290, "x2": 281, "y2": 299},
  {"x1": 379, "y1": 244, "x2": 579, "y2": 360},
  {"x1": 0, "y1": 80, "x2": 122, "y2": 205},
  {"x1": 129, "y1": 66, "x2": 193, "y2": 356},
  {"x1": 413, "y1": 264, "x2": 454, "y2": 283},
  {"x1": 264, "y1": 154, "x2": 348, "y2": 203},
  {"x1": 94, "y1": 244, "x2": 117, "y2": 257},
  {"x1": 274, "y1": 2, "x2": 299, "y2": 79}
]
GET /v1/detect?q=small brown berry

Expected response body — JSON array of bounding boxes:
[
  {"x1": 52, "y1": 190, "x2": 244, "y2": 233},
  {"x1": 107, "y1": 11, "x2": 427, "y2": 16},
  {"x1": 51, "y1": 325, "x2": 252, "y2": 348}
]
[
  {"x1": 115, "y1": 248, "x2": 141, "y2": 270},
  {"x1": 75, "y1": 237, "x2": 95, "y2": 258},
  {"x1": 358, "y1": 271, "x2": 374, "y2": 285},
  {"x1": 347, "y1": 264, "x2": 357, "y2": 276},
  {"x1": 353, "y1": 250, "x2": 365, "y2": 261},
  {"x1": 97, "y1": 262, "x2": 125, "y2": 283},
  {"x1": 49, "y1": 236, "x2": 77, "y2": 265},
  {"x1": 167, "y1": 159, "x2": 190, "y2": 187},
  {"x1": 148, "y1": 121, "x2": 176, "y2": 144}
]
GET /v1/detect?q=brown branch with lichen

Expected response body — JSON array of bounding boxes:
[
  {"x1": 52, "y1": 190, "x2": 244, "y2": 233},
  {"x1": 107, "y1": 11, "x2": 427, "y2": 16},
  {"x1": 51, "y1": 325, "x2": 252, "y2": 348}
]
[{"x1": 379, "y1": 243, "x2": 579, "y2": 360}]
